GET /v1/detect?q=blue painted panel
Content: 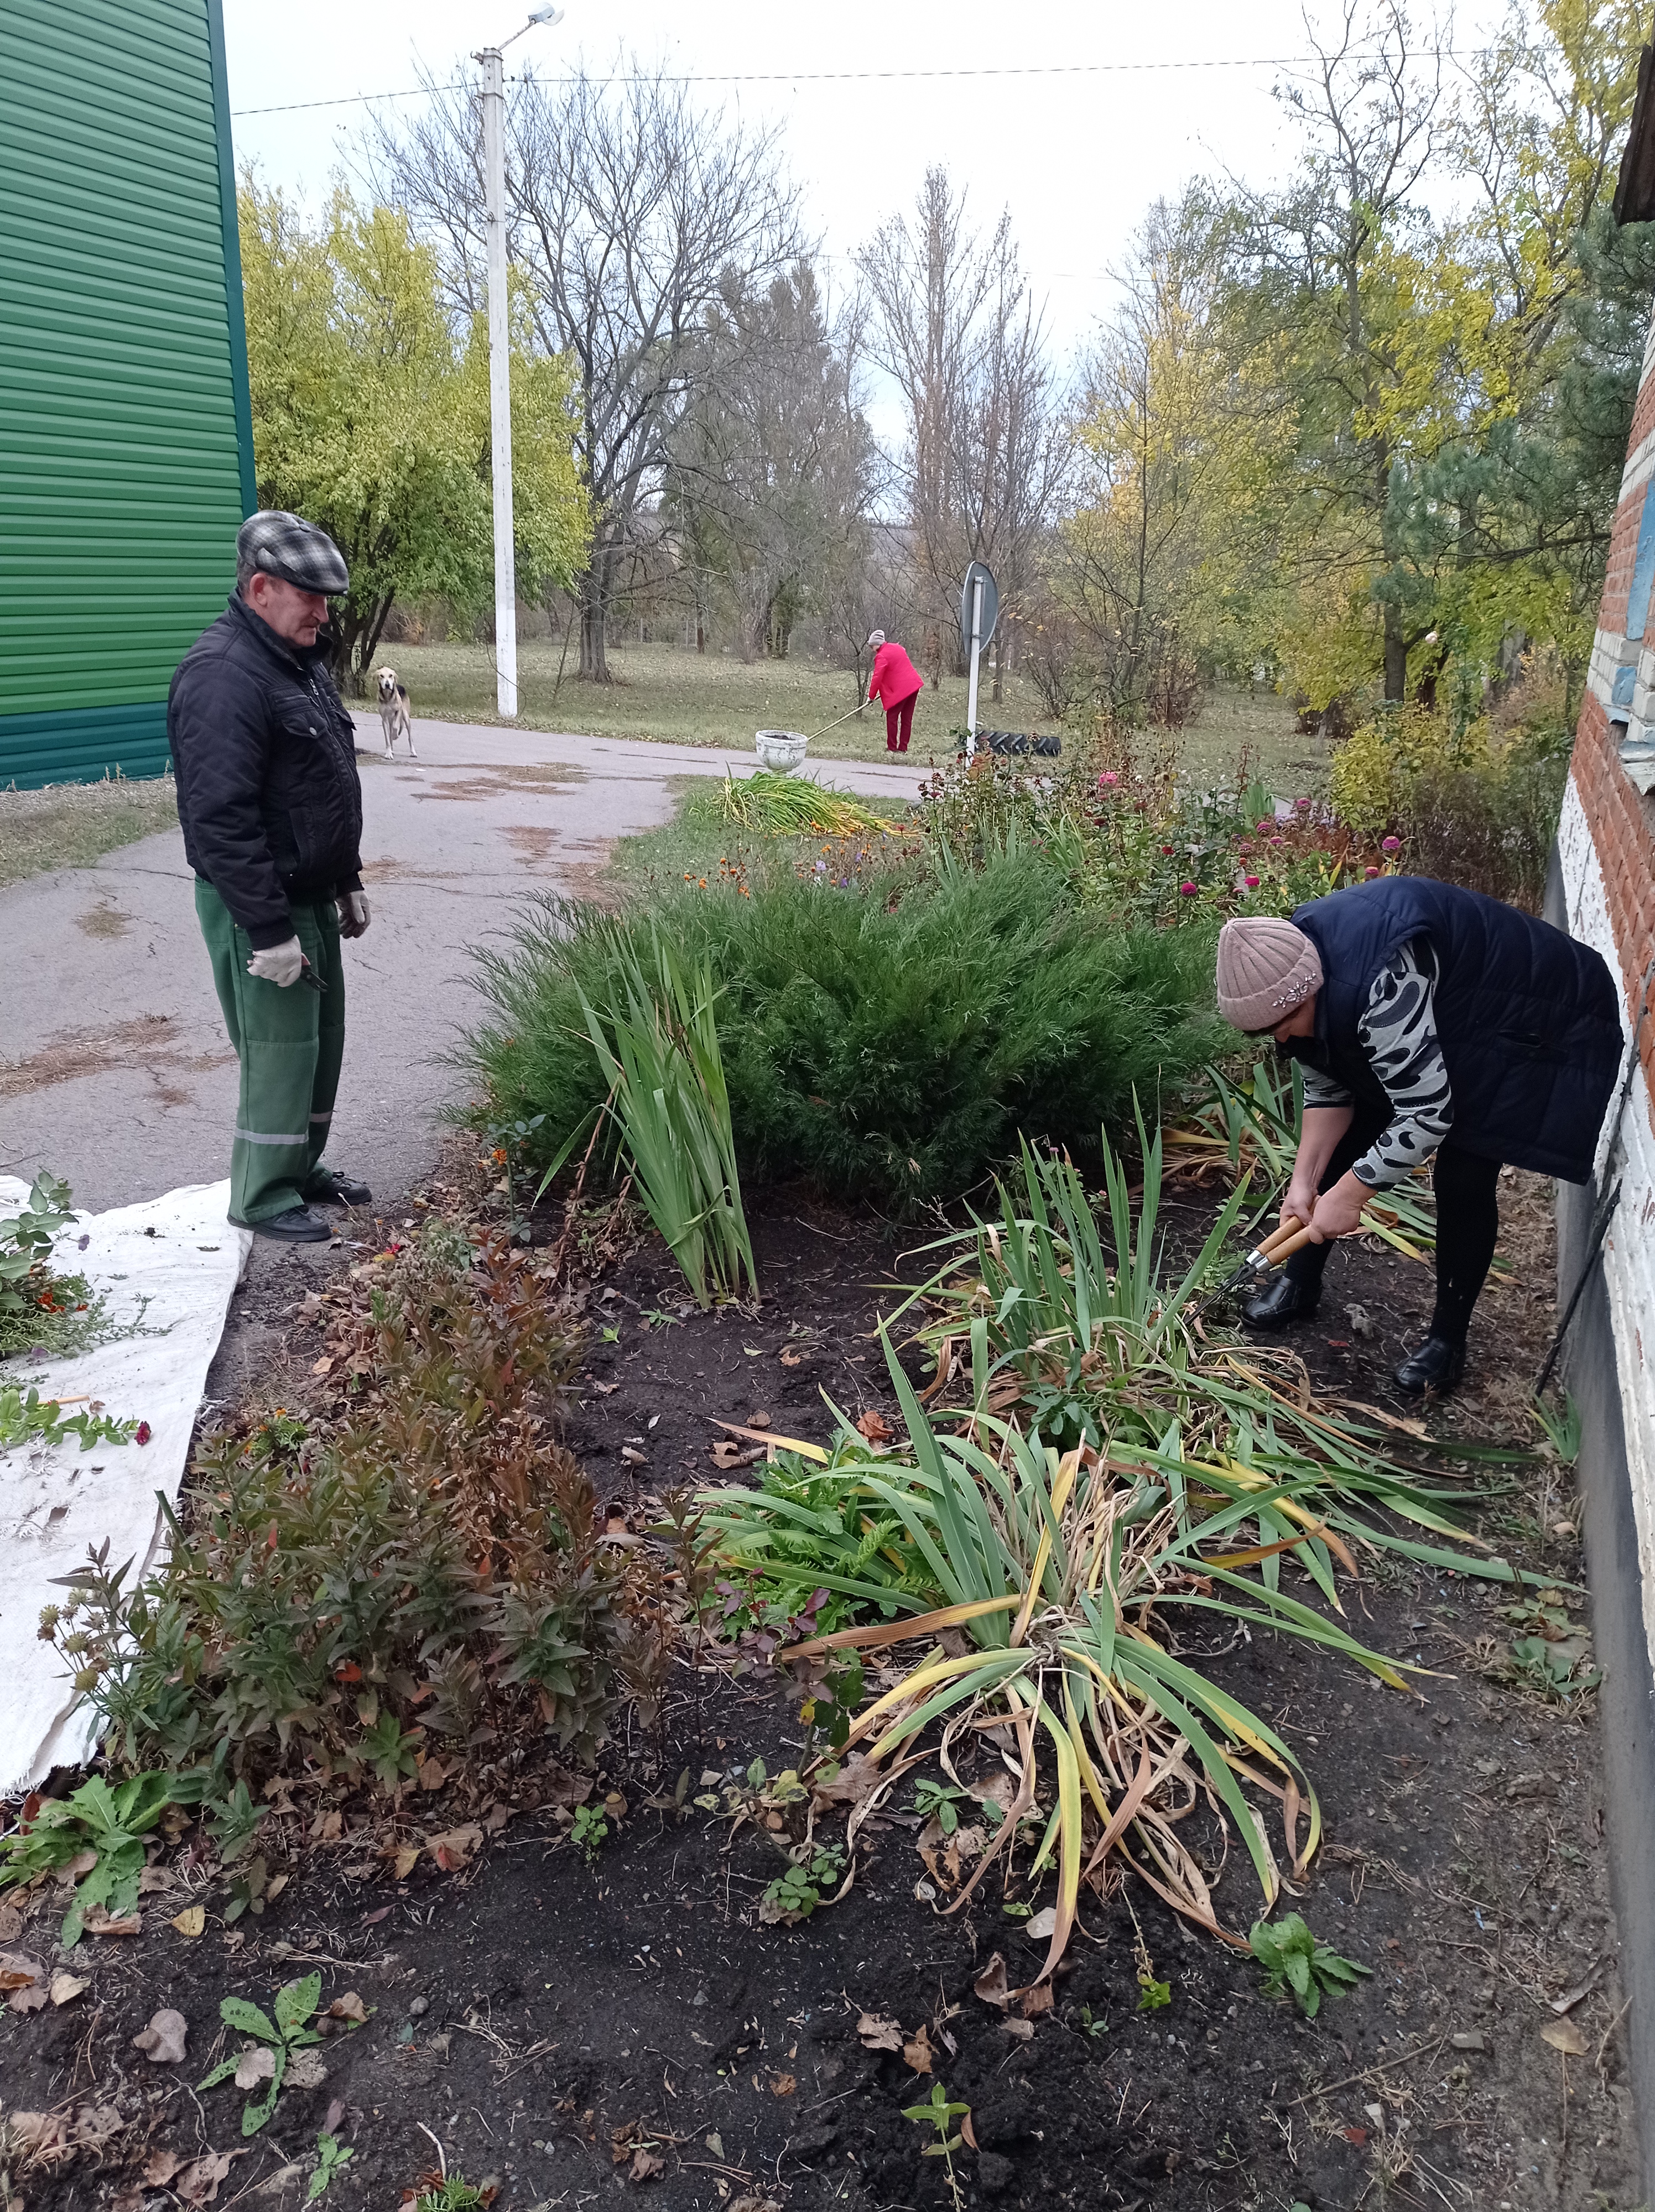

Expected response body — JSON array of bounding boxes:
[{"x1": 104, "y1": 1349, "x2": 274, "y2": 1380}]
[
  {"x1": 0, "y1": 702, "x2": 171, "y2": 789},
  {"x1": 1628, "y1": 487, "x2": 1655, "y2": 640}
]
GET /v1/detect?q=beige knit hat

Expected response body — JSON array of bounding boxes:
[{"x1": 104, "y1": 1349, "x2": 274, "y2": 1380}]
[{"x1": 1215, "y1": 916, "x2": 1323, "y2": 1031}]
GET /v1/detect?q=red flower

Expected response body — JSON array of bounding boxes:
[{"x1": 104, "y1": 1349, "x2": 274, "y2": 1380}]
[
  {"x1": 1179, "y1": 880, "x2": 1198, "y2": 896},
  {"x1": 134, "y1": 1420, "x2": 152, "y2": 1446},
  {"x1": 1365, "y1": 864, "x2": 1380, "y2": 878},
  {"x1": 1245, "y1": 874, "x2": 1260, "y2": 888}
]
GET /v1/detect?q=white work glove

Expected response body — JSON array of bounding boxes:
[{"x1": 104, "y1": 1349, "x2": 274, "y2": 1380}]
[
  {"x1": 337, "y1": 890, "x2": 371, "y2": 939},
  {"x1": 246, "y1": 936, "x2": 304, "y2": 987}
]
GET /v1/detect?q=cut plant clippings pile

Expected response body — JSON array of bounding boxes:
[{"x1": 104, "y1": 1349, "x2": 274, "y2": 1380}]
[{"x1": 719, "y1": 768, "x2": 893, "y2": 839}]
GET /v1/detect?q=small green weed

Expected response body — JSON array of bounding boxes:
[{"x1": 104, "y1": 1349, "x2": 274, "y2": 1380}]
[
  {"x1": 0, "y1": 1769, "x2": 178, "y2": 1947},
  {"x1": 1076, "y1": 2002, "x2": 1108, "y2": 2039},
  {"x1": 913, "y1": 1777, "x2": 972, "y2": 1834},
  {"x1": 1532, "y1": 1391, "x2": 1581, "y2": 1463},
  {"x1": 308, "y1": 2132, "x2": 355, "y2": 2200},
  {"x1": 902, "y1": 2079, "x2": 972, "y2": 2211},
  {"x1": 571, "y1": 1803, "x2": 609, "y2": 1863},
  {"x1": 762, "y1": 1843, "x2": 846, "y2": 1921},
  {"x1": 1136, "y1": 1973, "x2": 1172, "y2": 2012},
  {"x1": 1249, "y1": 1913, "x2": 1371, "y2": 2018},
  {"x1": 199, "y1": 1972, "x2": 324, "y2": 2135},
  {"x1": 410, "y1": 2177, "x2": 489, "y2": 2212},
  {"x1": 0, "y1": 1171, "x2": 110, "y2": 1360}
]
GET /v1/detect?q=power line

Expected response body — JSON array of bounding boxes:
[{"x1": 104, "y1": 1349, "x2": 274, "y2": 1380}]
[{"x1": 230, "y1": 51, "x2": 1343, "y2": 118}]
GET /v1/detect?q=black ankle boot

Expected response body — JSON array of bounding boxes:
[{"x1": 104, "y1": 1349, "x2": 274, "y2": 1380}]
[
  {"x1": 1394, "y1": 1334, "x2": 1466, "y2": 1395},
  {"x1": 1243, "y1": 1272, "x2": 1321, "y2": 1328}
]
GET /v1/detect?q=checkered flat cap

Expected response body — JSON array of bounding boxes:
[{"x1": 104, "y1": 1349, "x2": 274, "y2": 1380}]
[{"x1": 237, "y1": 510, "x2": 350, "y2": 593}]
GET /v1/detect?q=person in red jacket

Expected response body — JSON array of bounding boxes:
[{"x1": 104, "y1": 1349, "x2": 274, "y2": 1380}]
[{"x1": 865, "y1": 630, "x2": 924, "y2": 750}]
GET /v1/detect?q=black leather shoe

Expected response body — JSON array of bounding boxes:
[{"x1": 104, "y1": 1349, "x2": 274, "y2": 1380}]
[
  {"x1": 232, "y1": 1206, "x2": 334, "y2": 1244},
  {"x1": 1242, "y1": 1272, "x2": 1321, "y2": 1328},
  {"x1": 1394, "y1": 1334, "x2": 1465, "y2": 1395},
  {"x1": 303, "y1": 1168, "x2": 372, "y2": 1206}
]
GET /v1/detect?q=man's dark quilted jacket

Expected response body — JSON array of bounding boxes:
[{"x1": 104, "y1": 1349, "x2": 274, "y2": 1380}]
[{"x1": 168, "y1": 595, "x2": 364, "y2": 949}]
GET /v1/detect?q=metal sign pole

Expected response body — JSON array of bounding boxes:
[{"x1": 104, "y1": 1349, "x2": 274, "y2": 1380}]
[{"x1": 965, "y1": 578, "x2": 983, "y2": 757}]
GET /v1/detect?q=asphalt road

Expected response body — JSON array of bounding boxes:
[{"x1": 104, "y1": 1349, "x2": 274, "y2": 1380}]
[{"x1": 0, "y1": 719, "x2": 930, "y2": 1217}]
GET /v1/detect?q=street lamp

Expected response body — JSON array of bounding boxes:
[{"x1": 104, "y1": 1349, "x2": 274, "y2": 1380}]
[{"x1": 474, "y1": 5, "x2": 565, "y2": 719}]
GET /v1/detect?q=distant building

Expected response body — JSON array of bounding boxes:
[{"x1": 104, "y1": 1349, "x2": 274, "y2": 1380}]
[
  {"x1": 1555, "y1": 38, "x2": 1655, "y2": 2190},
  {"x1": 1, "y1": 0, "x2": 254, "y2": 789}
]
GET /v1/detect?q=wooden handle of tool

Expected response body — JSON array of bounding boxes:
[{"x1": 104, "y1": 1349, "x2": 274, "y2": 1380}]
[
  {"x1": 1267, "y1": 1223, "x2": 1320, "y2": 1262},
  {"x1": 1253, "y1": 1215, "x2": 1304, "y2": 1261}
]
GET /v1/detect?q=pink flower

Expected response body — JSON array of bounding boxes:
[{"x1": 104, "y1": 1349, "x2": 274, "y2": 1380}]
[
  {"x1": 1179, "y1": 880, "x2": 1198, "y2": 896},
  {"x1": 1365, "y1": 864, "x2": 1380, "y2": 879},
  {"x1": 1236, "y1": 840, "x2": 1254, "y2": 857},
  {"x1": 1269, "y1": 836, "x2": 1284, "y2": 848},
  {"x1": 1295, "y1": 796, "x2": 1312, "y2": 812},
  {"x1": 1257, "y1": 817, "x2": 1274, "y2": 832},
  {"x1": 1245, "y1": 874, "x2": 1260, "y2": 889},
  {"x1": 1382, "y1": 835, "x2": 1401, "y2": 852},
  {"x1": 1097, "y1": 771, "x2": 1119, "y2": 788}
]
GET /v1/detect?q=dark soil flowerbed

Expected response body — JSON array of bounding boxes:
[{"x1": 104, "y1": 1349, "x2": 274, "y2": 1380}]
[{"x1": 0, "y1": 1180, "x2": 1642, "y2": 2212}]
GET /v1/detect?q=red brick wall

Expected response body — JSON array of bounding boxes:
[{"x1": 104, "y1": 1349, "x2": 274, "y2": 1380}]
[
  {"x1": 1601, "y1": 480, "x2": 1646, "y2": 639},
  {"x1": 1574, "y1": 688, "x2": 1655, "y2": 1095},
  {"x1": 1629, "y1": 361, "x2": 1655, "y2": 459}
]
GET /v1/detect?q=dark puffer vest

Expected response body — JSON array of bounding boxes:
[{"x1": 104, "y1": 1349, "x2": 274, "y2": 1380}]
[{"x1": 1289, "y1": 877, "x2": 1621, "y2": 1185}]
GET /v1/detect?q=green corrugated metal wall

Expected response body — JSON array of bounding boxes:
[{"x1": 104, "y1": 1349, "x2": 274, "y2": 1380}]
[{"x1": 0, "y1": 0, "x2": 254, "y2": 789}]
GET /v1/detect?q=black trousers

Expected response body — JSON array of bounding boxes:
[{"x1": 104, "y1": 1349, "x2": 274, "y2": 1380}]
[{"x1": 1282, "y1": 1107, "x2": 1501, "y2": 1345}]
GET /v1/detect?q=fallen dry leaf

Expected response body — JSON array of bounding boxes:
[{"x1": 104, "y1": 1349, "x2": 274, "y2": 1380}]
[
  {"x1": 811, "y1": 1753, "x2": 887, "y2": 1812},
  {"x1": 1020, "y1": 1982, "x2": 1054, "y2": 2021},
  {"x1": 482, "y1": 1800, "x2": 514, "y2": 1835},
  {"x1": 74, "y1": 2105, "x2": 123, "y2": 2150},
  {"x1": 855, "y1": 1410, "x2": 892, "y2": 1444},
  {"x1": 60, "y1": 1848, "x2": 97, "y2": 1880},
  {"x1": 328, "y1": 1991, "x2": 368, "y2": 2023},
  {"x1": 137, "y1": 1864, "x2": 175, "y2": 1895},
  {"x1": 779, "y1": 1348, "x2": 804, "y2": 1366},
  {"x1": 0, "y1": 1902, "x2": 22, "y2": 1940},
  {"x1": 1541, "y1": 2018, "x2": 1588, "y2": 2056},
  {"x1": 902, "y1": 2025, "x2": 934, "y2": 2075},
  {"x1": 80, "y1": 1907, "x2": 142, "y2": 1938},
  {"x1": 175, "y1": 2148, "x2": 243, "y2": 2205},
  {"x1": 170, "y1": 1905, "x2": 206, "y2": 1938},
  {"x1": 0, "y1": 1949, "x2": 44, "y2": 1991},
  {"x1": 628, "y1": 2146, "x2": 664, "y2": 2183},
  {"x1": 769, "y1": 2073, "x2": 795, "y2": 2097},
  {"x1": 427, "y1": 1824, "x2": 483, "y2": 1872},
  {"x1": 960, "y1": 2114, "x2": 979, "y2": 2151},
  {"x1": 133, "y1": 2008, "x2": 189, "y2": 2064},
  {"x1": 9, "y1": 1983, "x2": 49, "y2": 2015},
  {"x1": 285, "y1": 2048, "x2": 327, "y2": 2090},
  {"x1": 311, "y1": 1809, "x2": 344, "y2": 1844},
  {"x1": 144, "y1": 2150, "x2": 186, "y2": 2185},
  {"x1": 856, "y1": 2012, "x2": 904, "y2": 2053},
  {"x1": 1023, "y1": 1905, "x2": 1058, "y2": 1941},
  {"x1": 1000, "y1": 2017, "x2": 1035, "y2": 2042},
  {"x1": 710, "y1": 1438, "x2": 764, "y2": 1469},
  {"x1": 393, "y1": 1844, "x2": 420, "y2": 1881},
  {"x1": 234, "y1": 2046, "x2": 277, "y2": 2090},
  {"x1": 972, "y1": 1953, "x2": 1010, "y2": 2010},
  {"x1": 49, "y1": 1972, "x2": 89, "y2": 2007}
]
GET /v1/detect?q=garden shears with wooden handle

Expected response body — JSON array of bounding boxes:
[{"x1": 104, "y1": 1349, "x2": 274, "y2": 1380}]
[{"x1": 1195, "y1": 1214, "x2": 1318, "y2": 1318}]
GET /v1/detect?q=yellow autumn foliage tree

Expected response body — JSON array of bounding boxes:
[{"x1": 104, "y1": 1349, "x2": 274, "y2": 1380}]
[{"x1": 239, "y1": 180, "x2": 589, "y2": 690}]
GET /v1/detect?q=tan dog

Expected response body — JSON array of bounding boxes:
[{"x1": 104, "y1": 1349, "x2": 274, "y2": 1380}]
[{"x1": 374, "y1": 666, "x2": 416, "y2": 758}]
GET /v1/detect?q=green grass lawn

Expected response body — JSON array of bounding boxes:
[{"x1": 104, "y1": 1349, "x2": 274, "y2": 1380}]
[
  {"x1": 384, "y1": 639, "x2": 1321, "y2": 789},
  {"x1": 0, "y1": 773, "x2": 180, "y2": 890}
]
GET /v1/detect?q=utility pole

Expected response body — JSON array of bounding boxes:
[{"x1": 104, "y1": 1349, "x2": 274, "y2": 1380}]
[{"x1": 475, "y1": 6, "x2": 564, "y2": 721}]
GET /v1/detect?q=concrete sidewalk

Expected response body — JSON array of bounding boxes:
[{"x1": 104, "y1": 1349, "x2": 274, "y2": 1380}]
[{"x1": 0, "y1": 721, "x2": 934, "y2": 1215}]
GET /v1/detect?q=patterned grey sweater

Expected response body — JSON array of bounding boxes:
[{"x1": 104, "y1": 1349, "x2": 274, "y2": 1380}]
[{"x1": 1300, "y1": 940, "x2": 1453, "y2": 1187}]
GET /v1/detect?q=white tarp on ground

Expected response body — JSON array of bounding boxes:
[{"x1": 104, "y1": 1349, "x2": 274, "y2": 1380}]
[{"x1": 0, "y1": 1179, "x2": 251, "y2": 1794}]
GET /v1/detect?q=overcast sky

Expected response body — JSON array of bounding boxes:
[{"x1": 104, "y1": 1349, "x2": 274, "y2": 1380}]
[
  {"x1": 223, "y1": 0, "x2": 1507, "y2": 460},
  {"x1": 222, "y1": 2, "x2": 1363, "y2": 356}
]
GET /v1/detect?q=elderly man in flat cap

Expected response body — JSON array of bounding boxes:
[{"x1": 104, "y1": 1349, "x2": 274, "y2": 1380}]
[
  {"x1": 1214, "y1": 877, "x2": 1622, "y2": 1394},
  {"x1": 168, "y1": 512, "x2": 373, "y2": 1242}
]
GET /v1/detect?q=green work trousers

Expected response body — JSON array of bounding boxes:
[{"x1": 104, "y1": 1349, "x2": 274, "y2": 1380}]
[{"x1": 196, "y1": 880, "x2": 346, "y2": 1224}]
